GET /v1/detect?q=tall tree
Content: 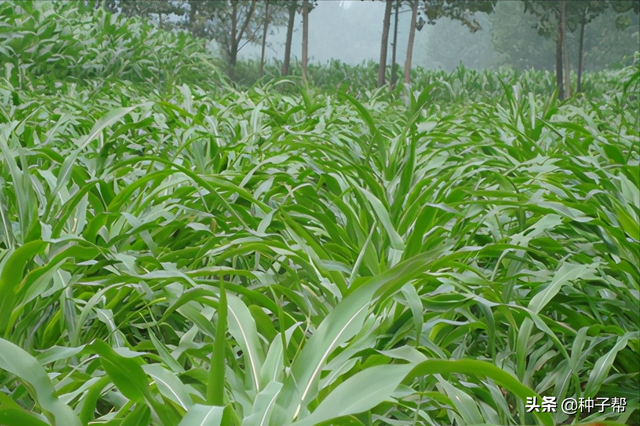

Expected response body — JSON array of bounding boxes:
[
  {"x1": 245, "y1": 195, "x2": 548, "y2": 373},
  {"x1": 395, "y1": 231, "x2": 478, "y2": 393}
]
[
  {"x1": 404, "y1": 0, "x2": 419, "y2": 86},
  {"x1": 288, "y1": 0, "x2": 316, "y2": 84},
  {"x1": 254, "y1": 0, "x2": 288, "y2": 78},
  {"x1": 402, "y1": 0, "x2": 497, "y2": 86},
  {"x1": 301, "y1": 0, "x2": 311, "y2": 85},
  {"x1": 521, "y1": 0, "x2": 631, "y2": 97},
  {"x1": 390, "y1": 0, "x2": 401, "y2": 88},
  {"x1": 560, "y1": 1, "x2": 567, "y2": 98},
  {"x1": 493, "y1": 1, "x2": 638, "y2": 74},
  {"x1": 572, "y1": 1, "x2": 608, "y2": 92},
  {"x1": 378, "y1": 0, "x2": 394, "y2": 87},
  {"x1": 523, "y1": 0, "x2": 567, "y2": 98},
  {"x1": 260, "y1": 0, "x2": 270, "y2": 78},
  {"x1": 211, "y1": 0, "x2": 259, "y2": 80},
  {"x1": 282, "y1": 1, "x2": 298, "y2": 76}
]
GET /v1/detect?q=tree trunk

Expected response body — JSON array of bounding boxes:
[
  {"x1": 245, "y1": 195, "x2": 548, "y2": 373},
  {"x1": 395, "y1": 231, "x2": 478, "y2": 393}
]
[
  {"x1": 228, "y1": 0, "x2": 256, "y2": 81},
  {"x1": 229, "y1": 1, "x2": 238, "y2": 80},
  {"x1": 188, "y1": 0, "x2": 198, "y2": 34},
  {"x1": 260, "y1": 1, "x2": 270, "y2": 78},
  {"x1": 159, "y1": 12, "x2": 163, "y2": 29},
  {"x1": 378, "y1": 0, "x2": 393, "y2": 88},
  {"x1": 577, "y1": 9, "x2": 586, "y2": 93},
  {"x1": 556, "y1": 4, "x2": 564, "y2": 100},
  {"x1": 302, "y1": 0, "x2": 309, "y2": 86},
  {"x1": 562, "y1": 1, "x2": 571, "y2": 98},
  {"x1": 404, "y1": 0, "x2": 418, "y2": 87},
  {"x1": 229, "y1": 45, "x2": 238, "y2": 80},
  {"x1": 390, "y1": 0, "x2": 400, "y2": 88},
  {"x1": 282, "y1": 2, "x2": 296, "y2": 76}
]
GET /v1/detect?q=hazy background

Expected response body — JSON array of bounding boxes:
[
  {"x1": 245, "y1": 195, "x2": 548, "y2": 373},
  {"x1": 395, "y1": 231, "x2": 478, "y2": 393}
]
[{"x1": 228, "y1": 0, "x2": 638, "y2": 72}]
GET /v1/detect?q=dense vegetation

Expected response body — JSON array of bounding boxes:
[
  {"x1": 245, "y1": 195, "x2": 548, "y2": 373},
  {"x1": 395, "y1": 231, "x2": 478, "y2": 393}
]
[{"x1": 0, "y1": 3, "x2": 638, "y2": 426}]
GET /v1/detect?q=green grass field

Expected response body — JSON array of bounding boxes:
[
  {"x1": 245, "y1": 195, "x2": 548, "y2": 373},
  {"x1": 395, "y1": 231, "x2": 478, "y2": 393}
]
[{"x1": 0, "y1": 2, "x2": 638, "y2": 426}]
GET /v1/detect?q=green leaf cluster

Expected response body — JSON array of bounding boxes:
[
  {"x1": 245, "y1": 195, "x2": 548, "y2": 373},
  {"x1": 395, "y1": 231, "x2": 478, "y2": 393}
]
[{"x1": 0, "y1": 3, "x2": 638, "y2": 426}]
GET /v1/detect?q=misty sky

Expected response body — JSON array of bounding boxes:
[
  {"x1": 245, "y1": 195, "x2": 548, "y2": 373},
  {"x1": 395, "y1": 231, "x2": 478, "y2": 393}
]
[
  {"x1": 208, "y1": 0, "x2": 638, "y2": 72},
  {"x1": 230, "y1": 1, "x2": 413, "y2": 66}
]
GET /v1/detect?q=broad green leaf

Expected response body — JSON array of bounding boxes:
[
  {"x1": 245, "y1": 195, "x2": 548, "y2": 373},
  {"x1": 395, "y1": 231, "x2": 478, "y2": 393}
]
[
  {"x1": 227, "y1": 294, "x2": 265, "y2": 392},
  {"x1": 583, "y1": 332, "x2": 635, "y2": 397},
  {"x1": 0, "y1": 338, "x2": 81, "y2": 426},
  {"x1": 403, "y1": 359, "x2": 554, "y2": 426},
  {"x1": 143, "y1": 364, "x2": 194, "y2": 410},
  {"x1": 528, "y1": 262, "x2": 599, "y2": 314},
  {"x1": 351, "y1": 182, "x2": 405, "y2": 251},
  {"x1": 90, "y1": 340, "x2": 149, "y2": 403},
  {"x1": 207, "y1": 280, "x2": 227, "y2": 406},
  {"x1": 0, "y1": 408, "x2": 50, "y2": 426},
  {"x1": 436, "y1": 377, "x2": 484, "y2": 425},
  {"x1": 120, "y1": 405, "x2": 151, "y2": 426},
  {"x1": 177, "y1": 405, "x2": 224, "y2": 426},
  {"x1": 291, "y1": 364, "x2": 413, "y2": 426},
  {"x1": 242, "y1": 381, "x2": 283, "y2": 426},
  {"x1": 0, "y1": 240, "x2": 47, "y2": 337}
]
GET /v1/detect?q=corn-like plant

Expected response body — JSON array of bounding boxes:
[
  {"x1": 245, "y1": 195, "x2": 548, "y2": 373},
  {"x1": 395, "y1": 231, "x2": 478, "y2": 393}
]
[{"x1": 0, "y1": 2, "x2": 638, "y2": 426}]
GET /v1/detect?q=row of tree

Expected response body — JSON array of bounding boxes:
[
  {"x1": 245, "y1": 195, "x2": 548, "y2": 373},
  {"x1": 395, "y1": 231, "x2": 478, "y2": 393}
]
[
  {"x1": 375, "y1": 0, "x2": 638, "y2": 99},
  {"x1": 521, "y1": 0, "x2": 639, "y2": 98},
  {"x1": 85, "y1": 0, "x2": 639, "y2": 99}
]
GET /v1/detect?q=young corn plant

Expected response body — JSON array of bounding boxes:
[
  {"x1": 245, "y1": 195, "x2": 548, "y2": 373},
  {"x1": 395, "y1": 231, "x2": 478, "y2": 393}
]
[{"x1": 0, "y1": 2, "x2": 638, "y2": 426}]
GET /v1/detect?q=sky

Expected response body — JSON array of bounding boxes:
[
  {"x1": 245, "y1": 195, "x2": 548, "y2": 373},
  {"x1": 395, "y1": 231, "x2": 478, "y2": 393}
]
[
  {"x1": 235, "y1": 1, "x2": 405, "y2": 66},
  {"x1": 340, "y1": 1, "x2": 353, "y2": 10},
  {"x1": 211, "y1": 1, "x2": 638, "y2": 72}
]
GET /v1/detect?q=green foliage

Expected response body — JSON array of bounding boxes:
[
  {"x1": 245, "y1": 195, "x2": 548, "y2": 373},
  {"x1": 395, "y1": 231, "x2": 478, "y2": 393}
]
[
  {"x1": 491, "y1": 1, "x2": 640, "y2": 71},
  {"x1": 419, "y1": 0, "x2": 497, "y2": 31},
  {"x1": 0, "y1": 1, "x2": 228, "y2": 92},
  {"x1": 490, "y1": 1, "x2": 556, "y2": 70},
  {"x1": 0, "y1": 3, "x2": 639, "y2": 426},
  {"x1": 233, "y1": 57, "x2": 635, "y2": 106}
]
